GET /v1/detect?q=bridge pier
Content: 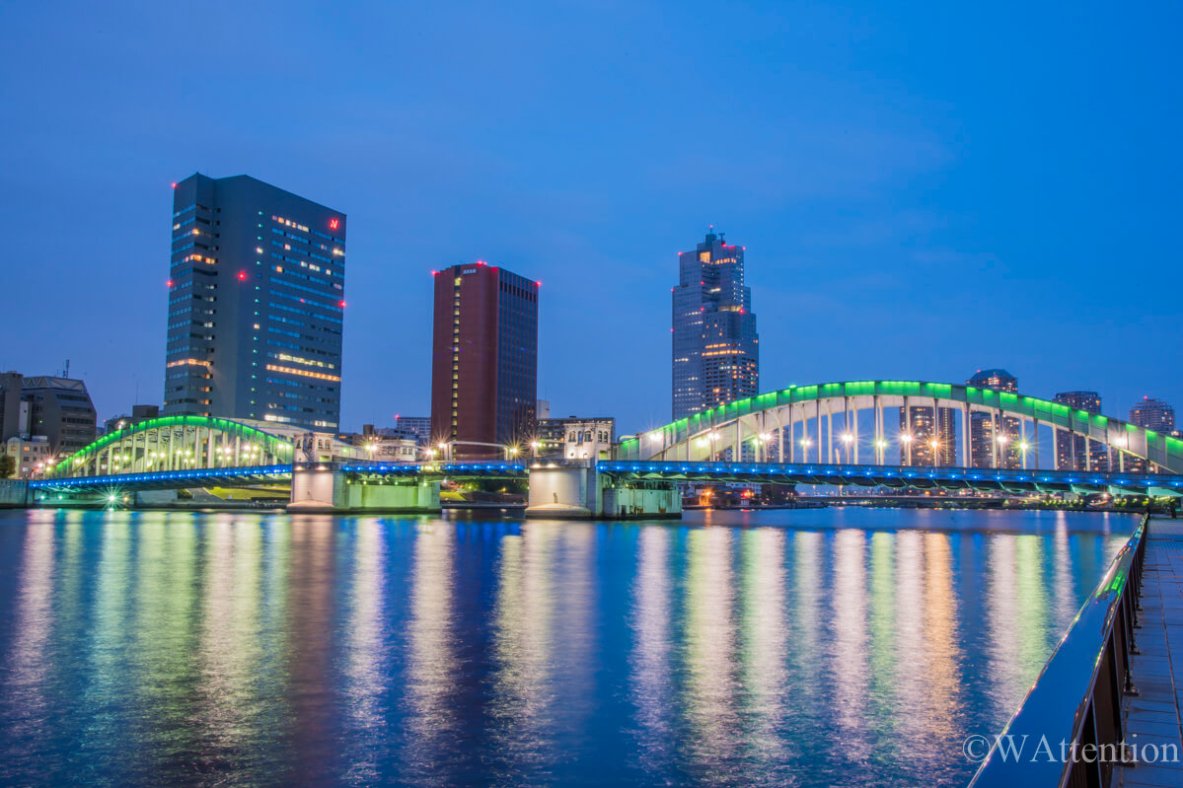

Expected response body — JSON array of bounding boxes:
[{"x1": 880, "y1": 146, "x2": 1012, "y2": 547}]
[
  {"x1": 526, "y1": 461, "x2": 598, "y2": 518},
  {"x1": 601, "y1": 482, "x2": 682, "y2": 519},
  {"x1": 289, "y1": 463, "x2": 441, "y2": 513},
  {"x1": 525, "y1": 462, "x2": 682, "y2": 519}
]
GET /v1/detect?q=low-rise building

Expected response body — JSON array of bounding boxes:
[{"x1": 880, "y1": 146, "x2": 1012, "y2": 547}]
[
  {"x1": 0, "y1": 371, "x2": 98, "y2": 461},
  {"x1": 536, "y1": 417, "x2": 615, "y2": 461},
  {"x1": 392, "y1": 416, "x2": 432, "y2": 447},
  {"x1": 103, "y1": 404, "x2": 161, "y2": 435},
  {"x1": 4, "y1": 435, "x2": 53, "y2": 478},
  {"x1": 339, "y1": 424, "x2": 419, "y2": 463}
]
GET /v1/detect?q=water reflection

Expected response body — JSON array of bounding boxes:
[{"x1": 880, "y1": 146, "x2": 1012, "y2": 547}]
[
  {"x1": 631, "y1": 526, "x2": 674, "y2": 773},
  {"x1": 738, "y1": 528, "x2": 788, "y2": 770},
  {"x1": 342, "y1": 517, "x2": 388, "y2": 782},
  {"x1": 0, "y1": 508, "x2": 1136, "y2": 786},
  {"x1": 830, "y1": 529, "x2": 870, "y2": 762},
  {"x1": 402, "y1": 521, "x2": 454, "y2": 783},
  {"x1": 682, "y1": 526, "x2": 739, "y2": 780},
  {"x1": 5, "y1": 512, "x2": 54, "y2": 749}
]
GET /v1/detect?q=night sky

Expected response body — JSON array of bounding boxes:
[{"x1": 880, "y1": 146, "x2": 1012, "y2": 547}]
[{"x1": 1, "y1": 2, "x2": 1179, "y2": 435}]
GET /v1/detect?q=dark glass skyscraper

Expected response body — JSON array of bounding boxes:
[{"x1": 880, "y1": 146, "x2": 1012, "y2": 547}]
[
  {"x1": 430, "y1": 262, "x2": 538, "y2": 458},
  {"x1": 164, "y1": 174, "x2": 346, "y2": 431},
  {"x1": 671, "y1": 230, "x2": 759, "y2": 420}
]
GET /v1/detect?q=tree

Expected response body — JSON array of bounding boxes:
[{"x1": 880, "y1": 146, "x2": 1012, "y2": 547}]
[{"x1": 0, "y1": 454, "x2": 15, "y2": 479}]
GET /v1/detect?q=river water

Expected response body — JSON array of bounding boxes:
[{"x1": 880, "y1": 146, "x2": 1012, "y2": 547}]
[{"x1": 0, "y1": 507, "x2": 1134, "y2": 786}]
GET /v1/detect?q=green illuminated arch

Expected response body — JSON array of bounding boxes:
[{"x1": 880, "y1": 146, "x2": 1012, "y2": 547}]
[
  {"x1": 619, "y1": 380, "x2": 1183, "y2": 473},
  {"x1": 50, "y1": 415, "x2": 295, "y2": 477}
]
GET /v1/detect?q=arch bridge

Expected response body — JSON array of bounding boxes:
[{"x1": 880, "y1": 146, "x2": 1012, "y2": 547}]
[
  {"x1": 617, "y1": 380, "x2": 1183, "y2": 475},
  {"x1": 25, "y1": 382, "x2": 1183, "y2": 515},
  {"x1": 46, "y1": 415, "x2": 296, "y2": 479}
]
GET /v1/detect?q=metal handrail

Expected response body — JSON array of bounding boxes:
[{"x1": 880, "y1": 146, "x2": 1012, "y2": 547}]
[{"x1": 970, "y1": 514, "x2": 1149, "y2": 787}]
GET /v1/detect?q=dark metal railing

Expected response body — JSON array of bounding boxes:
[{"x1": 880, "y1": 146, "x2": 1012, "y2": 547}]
[{"x1": 970, "y1": 514, "x2": 1149, "y2": 787}]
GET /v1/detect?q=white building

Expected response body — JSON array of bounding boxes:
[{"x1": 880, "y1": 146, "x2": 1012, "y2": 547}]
[
  {"x1": 4, "y1": 435, "x2": 52, "y2": 478},
  {"x1": 537, "y1": 417, "x2": 615, "y2": 461}
]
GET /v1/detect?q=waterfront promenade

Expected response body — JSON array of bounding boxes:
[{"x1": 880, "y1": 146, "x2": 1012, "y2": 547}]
[{"x1": 1114, "y1": 521, "x2": 1183, "y2": 786}]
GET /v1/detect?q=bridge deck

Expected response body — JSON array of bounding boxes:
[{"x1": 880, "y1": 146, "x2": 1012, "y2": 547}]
[{"x1": 1113, "y1": 522, "x2": 1183, "y2": 786}]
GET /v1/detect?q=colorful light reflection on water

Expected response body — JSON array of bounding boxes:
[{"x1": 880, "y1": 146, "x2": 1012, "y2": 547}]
[{"x1": 0, "y1": 508, "x2": 1133, "y2": 785}]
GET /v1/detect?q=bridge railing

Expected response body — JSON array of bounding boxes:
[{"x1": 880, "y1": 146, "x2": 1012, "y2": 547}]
[{"x1": 969, "y1": 514, "x2": 1149, "y2": 787}]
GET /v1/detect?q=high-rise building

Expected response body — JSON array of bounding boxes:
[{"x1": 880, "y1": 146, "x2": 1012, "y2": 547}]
[
  {"x1": 163, "y1": 173, "x2": 346, "y2": 431},
  {"x1": 0, "y1": 372, "x2": 97, "y2": 456},
  {"x1": 1053, "y1": 391, "x2": 1107, "y2": 471},
  {"x1": 899, "y1": 405, "x2": 956, "y2": 466},
  {"x1": 430, "y1": 261, "x2": 539, "y2": 458},
  {"x1": 1130, "y1": 396, "x2": 1176, "y2": 433},
  {"x1": 967, "y1": 368, "x2": 1020, "y2": 468},
  {"x1": 671, "y1": 229, "x2": 759, "y2": 420}
]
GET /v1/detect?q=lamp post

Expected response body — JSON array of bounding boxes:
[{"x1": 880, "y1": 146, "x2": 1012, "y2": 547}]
[
  {"x1": 840, "y1": 432, "x2": 854, "y2": 464},
  {"x1": 756, "y1": 432, "x2": 773, "y2": 463},
  {"x1": 900, "y1": 432, "x2": 914, "y2": 466}
]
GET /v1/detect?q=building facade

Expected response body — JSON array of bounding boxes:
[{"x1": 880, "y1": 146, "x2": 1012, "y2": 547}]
[
  {"x1": 672, "y1": 229, "x2": 759, "y2": 420},
  {"x1": 392, "y1": 416, "x2": 433, "y2": 447},
  {"x1": 341, "y1": 424, "x2": 419, "y2": 463},
  {"x1": 898, "y1": 405, "x2": 956, "y2": 466},
  {"x1": 1053, "y1": 391, "x2": 1107, "y2": 471},
  {"x1": 1130, "y1": 396, "x2": 1176, "y2": 433},
  {"x1": 163, "y1": 173, "x2": 346, "y2": 431},
  {"x1": 430, "y1": 262, "x2": 539, "y2": 458},
  {"x1": 967, "y1": 368, "x2": 1021, "y2": 468},
  {"x1": 536, "y1": 416, "x2": 615, "y2": 461},
  {"x1": 103, "y1": 404, "x2": 161, "y2": 436},
  {"x1": 4, "y1": 436, "x2": 52, "y2": 478},
  {"x1": 0, "y1": 373, "x2": 97, "y2": 457}
]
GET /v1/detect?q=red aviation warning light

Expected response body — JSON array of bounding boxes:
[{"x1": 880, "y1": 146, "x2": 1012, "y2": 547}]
[{"x1": 328, "y1": 218, "x2": 340, "y2": 231}]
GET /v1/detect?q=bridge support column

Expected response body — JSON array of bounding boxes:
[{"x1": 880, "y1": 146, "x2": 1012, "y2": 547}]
[
  {"x1": 526, "y1": 461, "x2": 599, "y2": 518},
  {"x1": 289, "y1": 462, "x2": 349, "y2": 512},
  {"x1": 601, "y1": 481, "x2": 682, "y2": 519},
  {"x1": 290, "y1": 462, "x2": 442, "y2": 512}
]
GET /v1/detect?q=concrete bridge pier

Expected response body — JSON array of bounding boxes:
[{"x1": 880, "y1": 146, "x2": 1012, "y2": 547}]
[
  {"x1": 289, "y1": 463, "x2": 441, "y2": 513},
  {"x1": 601, "y1": 481, "x2": 682, "y2": 519},
  {"x1": 526, "y1": 462, "x2": 682, "y2": 519},
  {"x1": 526, "y1": 461, "x2": 599, "y2": 518}
]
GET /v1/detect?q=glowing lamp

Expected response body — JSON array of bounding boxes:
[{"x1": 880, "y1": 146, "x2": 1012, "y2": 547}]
[
  {"x1": 237, "y1": 271, "x2": 248, "y2": 281},
  {"x1": 328, "y1": 218, "x2": 340, "y2": 231}
]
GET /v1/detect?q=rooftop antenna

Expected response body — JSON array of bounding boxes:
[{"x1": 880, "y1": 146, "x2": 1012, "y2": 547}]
[{"x1": 63, "y1": 359, "x2": 70, "y2": 379}]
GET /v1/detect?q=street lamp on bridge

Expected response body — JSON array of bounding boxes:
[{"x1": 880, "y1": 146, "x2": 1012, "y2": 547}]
[{"x1": 840, "y1": 432, "x2": 854, "y2": 463}]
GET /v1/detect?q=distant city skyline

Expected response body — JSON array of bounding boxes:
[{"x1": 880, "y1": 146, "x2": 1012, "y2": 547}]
[{"x1": 1, "y1": 4, "x2": 1180, "y2": 435}]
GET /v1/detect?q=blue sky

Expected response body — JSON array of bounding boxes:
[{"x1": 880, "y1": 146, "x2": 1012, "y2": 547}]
[{"x1": 1, "y1": 1, "x2": 1179, "y2": 434}]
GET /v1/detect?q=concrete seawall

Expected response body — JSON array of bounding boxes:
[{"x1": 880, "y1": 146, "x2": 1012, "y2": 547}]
[{"x1": 0, "y1": 480, "x2": 29, "y2": 508}]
